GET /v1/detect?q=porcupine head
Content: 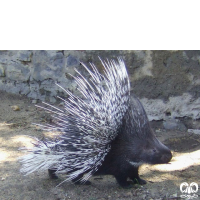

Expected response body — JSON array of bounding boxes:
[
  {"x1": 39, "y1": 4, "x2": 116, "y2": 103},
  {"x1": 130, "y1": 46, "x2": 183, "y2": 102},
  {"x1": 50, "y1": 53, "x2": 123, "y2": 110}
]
[{"x1": 19, "y1": 58, "x2": 172, "y2": 188}]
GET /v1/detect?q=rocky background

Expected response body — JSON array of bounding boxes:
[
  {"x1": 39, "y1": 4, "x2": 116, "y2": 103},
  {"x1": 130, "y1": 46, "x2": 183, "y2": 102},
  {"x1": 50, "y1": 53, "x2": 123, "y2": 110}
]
[{"x1": 0, "y1": 50, "x2": 200, "y2": 130}]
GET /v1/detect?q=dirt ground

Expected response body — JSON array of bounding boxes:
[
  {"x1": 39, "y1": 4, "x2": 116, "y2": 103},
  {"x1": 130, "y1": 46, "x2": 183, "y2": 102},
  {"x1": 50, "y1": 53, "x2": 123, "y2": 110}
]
[{"x1": 0, "y1": 91, "x2": 200, "y2": 200}]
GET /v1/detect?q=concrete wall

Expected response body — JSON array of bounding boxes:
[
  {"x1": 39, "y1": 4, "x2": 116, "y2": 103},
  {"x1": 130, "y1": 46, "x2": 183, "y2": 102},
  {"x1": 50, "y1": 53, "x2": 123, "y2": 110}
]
[{"x1": 0, "y1": 50, "x2": 200, "y2": 121}]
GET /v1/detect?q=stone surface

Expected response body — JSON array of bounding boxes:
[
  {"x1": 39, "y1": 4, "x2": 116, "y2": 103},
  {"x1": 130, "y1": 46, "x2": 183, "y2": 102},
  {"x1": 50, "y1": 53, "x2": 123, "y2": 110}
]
[
  {"x1": 141, "y1": 93, "x2": 200, "y2": 121},
  {"x1": 188, "y1": 129, "x2": 200, "y2": 134},
  {"x1": 0, "y1": 50, "x2": 200, "y2": 120},
  {"x1": 17, "y1": 50, "x2": 32, "y2": 62},
  {"x1": 163, "y1": 119, "x2": 187, "y2": 131},
  {"x1": 0, "y1": 64, "x2": 5, "y2": 77},
  {"x1": 6, "y1": 63, "x2": 30, "y2": 81}
]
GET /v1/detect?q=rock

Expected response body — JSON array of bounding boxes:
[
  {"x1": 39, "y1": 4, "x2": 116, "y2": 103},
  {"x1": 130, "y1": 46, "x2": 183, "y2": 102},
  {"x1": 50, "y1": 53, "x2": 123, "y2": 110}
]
[
  {"x1": 0, "y1": 64, "x2": 5, "y2": 77},
  {"x1": 16, "y1": 82, "x2": 30, "y2": 95},
  {"x1": 17, "y1": 51, "x2": 32, "y2": 62},
  {"x1": 32, "y1": 100, "x2": 38, "y2": 104},
  {"x1": 6, "y1": 62, "x2": 30, "y2": 81},
  {"x1": 163, "y1": 120, "x2": 177, "y2": 130},
  {"x1": 11, "y1": 105, "x2": 20, "y2": 111},
  {"x1": 163, "y1": 119, "x2": 187, "y2": 131},
  {"x1": 30, "y1": 50, "x2": 65, "y2": 81},
  {"x1": 141, "y1": 93, "x2": 200, "y2": 121},
  {"x1": 188, "y1": 129, "x2": 200, "y2": 134},
  {"x1": 67, "y1": 55, "x2": 79, "y2": 67},
  {"x1": 178, "y1": 122, "x2": 187, "y2": 131}
]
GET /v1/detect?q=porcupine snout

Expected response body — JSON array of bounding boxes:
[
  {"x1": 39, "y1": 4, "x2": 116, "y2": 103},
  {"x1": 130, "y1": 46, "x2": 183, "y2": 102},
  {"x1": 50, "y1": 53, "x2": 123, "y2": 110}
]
[
  {"x1": 147, "y1": 138, "x2": 172, "y2": 164},
  {"x1": 160, "y1": 152, "x2": 172, "y2": 163},
  {"x1": 159, "y1": 144, "x2": 172, "y2": 163}
]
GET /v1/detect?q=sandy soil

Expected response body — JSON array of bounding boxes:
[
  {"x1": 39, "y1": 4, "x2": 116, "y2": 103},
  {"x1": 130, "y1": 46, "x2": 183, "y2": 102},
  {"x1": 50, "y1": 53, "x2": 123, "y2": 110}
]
[{"x1": 0, "y1": 91, "x2": 200, "y2": 200}]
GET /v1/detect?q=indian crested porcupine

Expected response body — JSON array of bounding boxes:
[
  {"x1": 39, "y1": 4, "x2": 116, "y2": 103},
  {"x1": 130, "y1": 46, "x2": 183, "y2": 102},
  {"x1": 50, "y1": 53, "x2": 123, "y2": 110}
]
[{"x1": 19, "y1": 58, "x2": 172, "y2": 188}]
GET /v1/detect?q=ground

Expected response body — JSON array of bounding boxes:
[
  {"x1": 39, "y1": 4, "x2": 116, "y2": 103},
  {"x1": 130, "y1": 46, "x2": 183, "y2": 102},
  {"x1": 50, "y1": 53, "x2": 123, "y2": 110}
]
[{"x1": 0, "y1": 91, "x2": 200, "y2": 200}]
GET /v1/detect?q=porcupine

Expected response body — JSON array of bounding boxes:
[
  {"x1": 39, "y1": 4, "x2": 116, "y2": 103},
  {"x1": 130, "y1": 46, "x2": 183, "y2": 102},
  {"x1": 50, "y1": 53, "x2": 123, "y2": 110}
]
[{"x1": 19, "y1": 58, "x2": 172, "y2": 188}]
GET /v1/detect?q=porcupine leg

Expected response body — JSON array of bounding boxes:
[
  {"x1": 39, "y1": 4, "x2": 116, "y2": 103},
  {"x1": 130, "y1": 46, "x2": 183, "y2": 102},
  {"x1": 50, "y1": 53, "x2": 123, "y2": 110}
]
[
  {"x1": 48, "y1": 169, "x2": 58, "y2": 179},
  {"x1": 129, "y1": 166, "x2": 146, "y2": 185},
  {"x1": 114, "y1": 174, "x2": 133, "y2": 188}
]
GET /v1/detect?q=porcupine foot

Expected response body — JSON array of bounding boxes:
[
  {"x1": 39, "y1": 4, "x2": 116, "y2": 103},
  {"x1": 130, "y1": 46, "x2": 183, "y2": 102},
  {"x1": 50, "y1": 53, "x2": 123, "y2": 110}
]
[
  {"x1": 132, "y1": 177, "x2": 146, "y2": 185},
  {"x1": 129, "y1": 166, "x2": 147, "y2": 185},
  {"x1": 114, "y1": 167, "x2": 146, "y2": 188},
  {"x1": 115, "y1": 175, "x2": 146, "y2": 188},
  {"x1": 48, "y1": 169, "x2": 58, "y2": 179}
]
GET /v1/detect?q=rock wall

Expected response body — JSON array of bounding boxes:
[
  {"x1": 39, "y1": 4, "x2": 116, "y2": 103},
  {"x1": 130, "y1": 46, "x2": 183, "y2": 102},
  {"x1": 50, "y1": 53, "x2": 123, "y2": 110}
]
[{"x1": 0, "y1": 50, "x2": 200, "y2": 121}]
